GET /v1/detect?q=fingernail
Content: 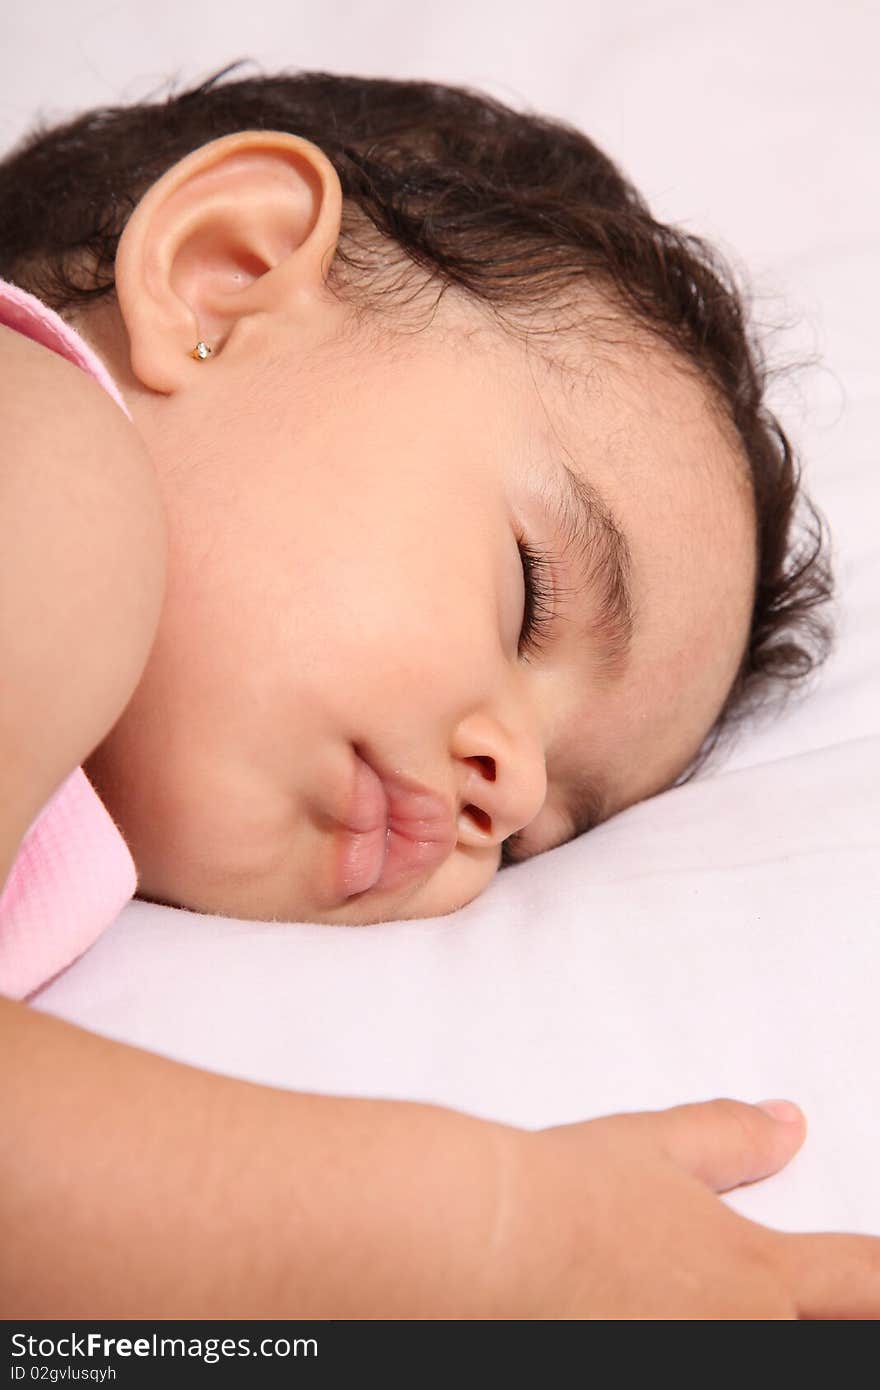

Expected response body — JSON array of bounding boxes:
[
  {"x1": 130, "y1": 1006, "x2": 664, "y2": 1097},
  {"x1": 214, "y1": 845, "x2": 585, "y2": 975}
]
[{"x1": 756, "y1": 1099, "x2": 802, "y2": 1123}]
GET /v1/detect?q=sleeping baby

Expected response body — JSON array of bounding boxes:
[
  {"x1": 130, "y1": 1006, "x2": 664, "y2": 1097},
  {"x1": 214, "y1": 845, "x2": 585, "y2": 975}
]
[{"x1": 3, "y1": 62, "x2": 875, "y2": 1320}]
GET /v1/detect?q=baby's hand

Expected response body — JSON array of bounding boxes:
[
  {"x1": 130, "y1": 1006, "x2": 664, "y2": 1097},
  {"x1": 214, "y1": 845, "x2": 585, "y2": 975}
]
[{"x1": 489, "y1": 1099, "x2": 880, "y2": 1318}]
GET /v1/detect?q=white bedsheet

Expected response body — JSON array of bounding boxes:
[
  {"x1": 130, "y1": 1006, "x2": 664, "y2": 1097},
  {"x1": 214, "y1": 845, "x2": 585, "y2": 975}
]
[{"x1": 5, "y1": 0, "x2": 878, "y2": 1236}]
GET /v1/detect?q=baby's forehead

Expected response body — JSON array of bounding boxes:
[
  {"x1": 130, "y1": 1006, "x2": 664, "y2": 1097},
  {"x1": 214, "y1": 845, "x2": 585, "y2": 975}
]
[
  {"x1": 361, "y1": 290, "x2": 751, "y2": 501},
  {"x1": 444, "y1": 297, "x2": 710, "y2": 412},
  {"x1": 525, "y1": 332, "x2": 753, "y2": 500}
]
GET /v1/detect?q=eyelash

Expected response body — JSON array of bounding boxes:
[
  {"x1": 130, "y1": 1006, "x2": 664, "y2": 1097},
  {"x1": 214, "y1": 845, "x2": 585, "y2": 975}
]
[
  {"x1": 502, "y1": 537, "x2": 558, "y2": 869},
  {"x1": 517, "y1": 537, "x2": 557, "y2": 661}
]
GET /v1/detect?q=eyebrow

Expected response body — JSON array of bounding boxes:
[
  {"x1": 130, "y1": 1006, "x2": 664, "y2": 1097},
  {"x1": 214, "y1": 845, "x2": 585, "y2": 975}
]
[
  {"x1": 545, "y1": 456, "x2": 636, "y2": 682},
  {"x1": 508, "y1": 457, "x2": 637, "y2": 857}
]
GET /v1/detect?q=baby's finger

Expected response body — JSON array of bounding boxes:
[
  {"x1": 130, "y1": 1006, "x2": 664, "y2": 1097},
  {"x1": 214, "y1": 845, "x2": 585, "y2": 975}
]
[
  {"x1": 777, "y1": 1232, "x2": 880, "y2": 1319},
  {"x1": 624, "y1": 1097, "x2": 807, "y2": 1193}
]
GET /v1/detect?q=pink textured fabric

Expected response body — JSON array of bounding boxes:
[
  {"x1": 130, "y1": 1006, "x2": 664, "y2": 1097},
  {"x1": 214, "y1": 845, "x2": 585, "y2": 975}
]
[{"x1": 0, "y1": 276, "x2": 138, "y2": 1000}]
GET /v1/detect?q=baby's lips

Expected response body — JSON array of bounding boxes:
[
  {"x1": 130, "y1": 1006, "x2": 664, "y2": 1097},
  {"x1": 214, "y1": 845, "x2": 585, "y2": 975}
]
[{"x1": 336, "y1": 748, "x2": 456, "y2": 899}]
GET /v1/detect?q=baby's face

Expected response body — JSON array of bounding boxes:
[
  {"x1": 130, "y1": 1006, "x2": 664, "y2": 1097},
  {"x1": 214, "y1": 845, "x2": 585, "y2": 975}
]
[{"x1": 84, "y1": 291, "x2": 756, "y2": 924}]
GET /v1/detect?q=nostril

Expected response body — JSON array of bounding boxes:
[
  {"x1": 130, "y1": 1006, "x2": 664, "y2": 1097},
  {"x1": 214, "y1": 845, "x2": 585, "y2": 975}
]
[
  {"x1": 467, "y1": 756, "x2": 496, "y2": 781},
  {"x1": 463, "y1": 804, "x2": 492, "y2": 833}
]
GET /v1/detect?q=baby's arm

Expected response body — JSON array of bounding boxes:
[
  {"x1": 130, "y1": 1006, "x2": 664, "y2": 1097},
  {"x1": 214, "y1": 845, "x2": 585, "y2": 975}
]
[
  {"x1": 1, "y1": 995, "x2": 505, "y2": 1316},
  {"x1": 6, "y1": 997, "x2": 880, "y2": 1318},
  {"x1": 3, "y1": 345, "x2": 880, "y2": 1318},
  {"x1": 0, "y1": 321, "x2": 167, "y2": 884}
]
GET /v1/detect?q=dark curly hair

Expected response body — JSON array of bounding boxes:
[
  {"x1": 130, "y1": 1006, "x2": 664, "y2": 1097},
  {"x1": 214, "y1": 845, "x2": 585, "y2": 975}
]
[{"x1": 0, "y1": 58, "x2": 835, "y2": 822}]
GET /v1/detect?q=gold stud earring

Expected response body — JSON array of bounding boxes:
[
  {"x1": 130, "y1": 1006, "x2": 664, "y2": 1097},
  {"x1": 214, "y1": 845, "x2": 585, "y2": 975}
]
[{"x1": 190, "y1": 341, "x2": 212, "y2": 361}]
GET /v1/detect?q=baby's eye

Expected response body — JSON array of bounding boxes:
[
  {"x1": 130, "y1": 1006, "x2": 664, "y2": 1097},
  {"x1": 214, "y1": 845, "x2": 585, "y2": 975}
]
[
  {"x1": 503, "y1": 536, "x2": 563, "y2": 865},
  {"x1": 517, "y1": 538, "x2": 557, "y2": 661}
]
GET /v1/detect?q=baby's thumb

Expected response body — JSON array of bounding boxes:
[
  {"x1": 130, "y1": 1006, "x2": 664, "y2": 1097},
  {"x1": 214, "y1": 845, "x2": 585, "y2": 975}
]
[{"x1": 637, "y1": 1097, "x2": 807, "y2": 1194}]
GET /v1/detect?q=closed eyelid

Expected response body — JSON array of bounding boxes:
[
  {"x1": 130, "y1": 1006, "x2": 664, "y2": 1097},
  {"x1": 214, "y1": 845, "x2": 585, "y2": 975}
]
[{"x1": 502, "y1": 460, "x2": 630, "y2": 864}]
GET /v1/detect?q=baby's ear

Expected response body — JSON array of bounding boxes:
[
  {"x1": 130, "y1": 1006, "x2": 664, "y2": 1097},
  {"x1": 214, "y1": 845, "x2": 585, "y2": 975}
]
[{"x1": 114, "y1": 129, "x2": 345, "y2": 395}]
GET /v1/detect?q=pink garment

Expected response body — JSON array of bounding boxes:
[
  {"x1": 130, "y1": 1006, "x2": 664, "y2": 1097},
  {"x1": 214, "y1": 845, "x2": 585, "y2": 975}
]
[{"x1": 0, "y1": 276, "x2": 138, "y2": 1000}]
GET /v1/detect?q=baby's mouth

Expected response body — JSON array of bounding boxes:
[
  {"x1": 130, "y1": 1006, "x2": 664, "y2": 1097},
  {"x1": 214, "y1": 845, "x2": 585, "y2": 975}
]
[{"x1": 334, "y1": 747, "x2": 456, "y2": 901}]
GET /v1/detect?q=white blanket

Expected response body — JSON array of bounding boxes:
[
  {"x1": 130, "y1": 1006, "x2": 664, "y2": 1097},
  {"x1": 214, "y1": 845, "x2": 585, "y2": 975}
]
[{"x1": 7, "y1": 0, "x2": 878, "y2": 1235}]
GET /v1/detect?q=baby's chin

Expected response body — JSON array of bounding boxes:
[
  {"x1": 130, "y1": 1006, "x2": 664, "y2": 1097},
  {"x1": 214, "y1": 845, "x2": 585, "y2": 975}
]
[
  {"x1": 127, "y1": 772, "x2": 494, "y2": 923},
  {"x1": 131, "y1": 871, "x2": 481, "y2": 926}
]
